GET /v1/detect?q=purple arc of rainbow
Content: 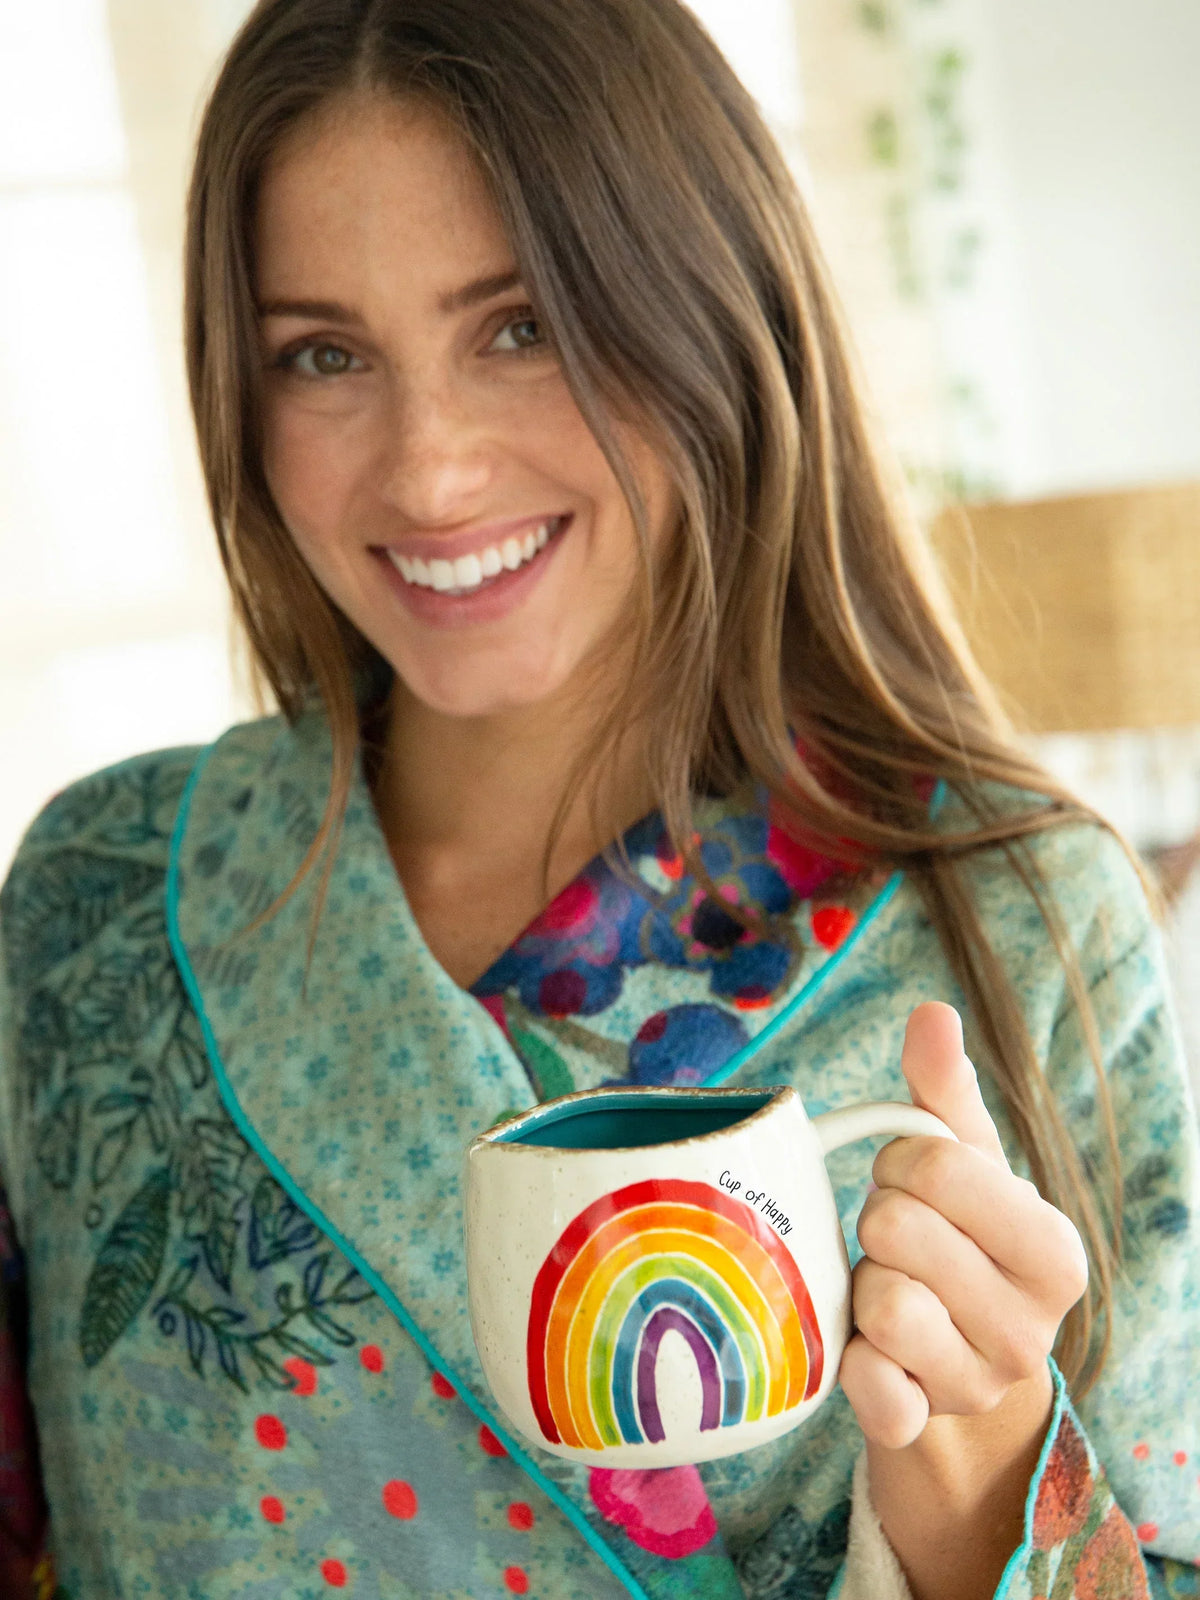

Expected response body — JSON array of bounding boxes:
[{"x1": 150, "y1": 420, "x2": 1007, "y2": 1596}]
[{"x1": 636, "y1": 1305, "x2": 722, "y2": 1442}]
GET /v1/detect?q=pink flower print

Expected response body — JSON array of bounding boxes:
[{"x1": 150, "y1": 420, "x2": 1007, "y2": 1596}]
[
  {"x1": 526, "y1": 878, "x2": 599, "y2": 937},
  {"x1": 477, "y1": 993, "x2": 511, "y2": 1036},
  {"x1": 765, "y1": 823, "x2": 841, "y2": 899},
  {"x1": 589, "y1": 1465, "x2": 718, "y2": 1559}
]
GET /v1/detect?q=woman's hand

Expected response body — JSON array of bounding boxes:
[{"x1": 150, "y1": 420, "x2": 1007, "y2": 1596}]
[{"x1": 837, "y1": 1002, "x2": 1090, "y2": 1599}]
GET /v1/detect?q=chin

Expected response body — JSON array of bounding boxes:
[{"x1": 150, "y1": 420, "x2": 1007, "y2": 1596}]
[{"x1": 389, "y1": 654, "x2": 576, "y2": 721}]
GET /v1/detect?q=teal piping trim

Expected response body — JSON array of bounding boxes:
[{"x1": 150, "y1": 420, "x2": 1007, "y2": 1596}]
[
  {"x1": 827, "y1": 1562, "x2": 846, "y2": 1598},
  {"x1": 165, "y1": 744, "x2": 652, "y2": 1600},
  {"x1": 700, "y1": 779, "x2": 948, "y2": 1090},
  {"x1": 995, "y1": 1357, "x2": 1068, "y2": 1598},
  {"x1": 701, "y1": 869, "x2": 903, "y2": 1088},
  {"x1": 704, "y1": 774, "x2": 947, "y2": 1088}
]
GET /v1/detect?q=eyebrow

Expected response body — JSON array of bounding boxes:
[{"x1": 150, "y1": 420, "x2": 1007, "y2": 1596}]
[{"x1": 257, "y1": 268, "x2": 523, "y2": 323}]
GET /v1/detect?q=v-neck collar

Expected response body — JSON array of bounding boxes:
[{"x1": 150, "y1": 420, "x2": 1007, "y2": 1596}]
[{"x1": 468, "y1": 777, "x2": 895, "y2": 1102}]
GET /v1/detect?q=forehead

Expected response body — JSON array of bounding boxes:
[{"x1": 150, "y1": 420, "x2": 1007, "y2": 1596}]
[{"x1": 255, "y1": 93, "x2": 509, "y2": 294}]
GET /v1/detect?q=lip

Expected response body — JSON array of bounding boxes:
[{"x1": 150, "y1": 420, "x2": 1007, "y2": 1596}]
[
  {"x1": 373, "y1": 512, "x2": 573, "y2": 629},
  {"x1": 375, "y1": 511, "x2": 569, "y2": 566}
]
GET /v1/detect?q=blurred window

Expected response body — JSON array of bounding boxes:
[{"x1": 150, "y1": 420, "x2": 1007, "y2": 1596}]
[{"x1": 0, "y1": 1, "x2": 243, "y2": 872}]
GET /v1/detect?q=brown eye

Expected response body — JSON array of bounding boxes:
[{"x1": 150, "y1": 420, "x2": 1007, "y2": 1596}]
[
  {"x1": 282, "y1": 343, "x2": 365, "y2": 378},
  {"x1": 490, "y1": 311, "x2": 549, "y2": 356}
]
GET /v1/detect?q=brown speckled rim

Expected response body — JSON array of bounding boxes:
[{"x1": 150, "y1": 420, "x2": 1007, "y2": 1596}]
[{"x1": 468, "y1": 1082, "x2": 798, "y2": 1156}]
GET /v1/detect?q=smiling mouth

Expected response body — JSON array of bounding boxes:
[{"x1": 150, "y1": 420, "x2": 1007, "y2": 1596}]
[{"x1": 382, "y1": 515, "x2": 570, "y2": 598}]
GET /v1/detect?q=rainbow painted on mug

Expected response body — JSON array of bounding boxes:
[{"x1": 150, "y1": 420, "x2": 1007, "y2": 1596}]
[{"x1": 527, "y1": 1177, "x2": 823, "y2": 1450}]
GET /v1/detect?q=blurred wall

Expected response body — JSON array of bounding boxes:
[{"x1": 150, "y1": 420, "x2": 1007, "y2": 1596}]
[
  {"x1": 975, "y1": 0, "x2": 1200, "y2": 497},
  {"x1": 0, "y1": 2, "x2": 255, "y2": 875}
]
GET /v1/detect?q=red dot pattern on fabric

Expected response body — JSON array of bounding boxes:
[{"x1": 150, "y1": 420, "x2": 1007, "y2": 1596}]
[
  {"x1": 538, "y1": 968, "x2": 587, "y2": 1018},
  {"x1": 382, "y1": 1479, "x2": 418, "y2": 1519},
  {"x1": 1137, "y1": 1523, "x2": 1159, "y2": 1543},
  {"x1": 504, "y1": 1568, "x2": 529, "y2": 1595},
  {"x1": 479, "y1": 1424, "x2": 508, "y2": 1457},
  {"x1": 636, "y1": 1011, "x2": 668, "y2": 1044},
  {"x1": 321, "y1": 1558, "x2": 348, "y2": 1587},
  {"x1": 812, "y1": 906, "x2": 855, "y2": 950},
  {"x1": 1175, "y1": 1450, "x2": 1188, "y2": 1466},
  {"x1": 255, "y1": 1414, "x2": 287, "y2": 1450},
  {"x1": 507, "y1": 1501, "x2": 535, "y2": 1531},
  {"x1": 431, "y1": 1371, "x2": 456, "y2": 1400},
  {"x1": 284, "y1": 1357, "x2": 318, "y2": 1396},
  {"x1": 732, "y1": 987, "x2": 772, "y2": 1012},
  {"x1": 260, "y1": 1496, "x2": 286, "y2": 1524},
  {"x1": 1133, "y1": 1442, "x2": 1151, "y2": 1460},
  {"x1": 360, "y1": 1344, "x2": 385, "y2": 1373}
]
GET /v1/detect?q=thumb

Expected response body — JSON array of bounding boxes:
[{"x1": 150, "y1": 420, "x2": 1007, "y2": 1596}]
[{"x1": 901, "y1": 1002, "x2": 1009, "y2": 1168}]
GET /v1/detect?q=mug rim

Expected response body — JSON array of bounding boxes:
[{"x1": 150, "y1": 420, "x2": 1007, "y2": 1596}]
[{"x1": 469, "y1": 1082, "x2": 798, "y2": 1157}]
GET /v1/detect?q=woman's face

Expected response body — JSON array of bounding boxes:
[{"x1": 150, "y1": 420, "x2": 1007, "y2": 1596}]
[{"x1": 256, "y1": 94, "x2": 678, "y2": 721}]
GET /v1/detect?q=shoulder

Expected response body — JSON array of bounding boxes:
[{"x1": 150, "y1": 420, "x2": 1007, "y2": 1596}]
[
  {"x1": 11, "y1": 744, "x2": 203, "y2": 858},
  {"x1": 0, "y1": 744, "x2": 205, "y2": 999},
  {"x1": 936, "y1": 780, "x2": 1162, "y2": 1015}
]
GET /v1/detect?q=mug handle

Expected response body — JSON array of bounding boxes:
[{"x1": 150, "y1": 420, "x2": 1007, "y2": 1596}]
[{"x1": 811, "y1": 1101, "x2": 956, "y2": 1157}]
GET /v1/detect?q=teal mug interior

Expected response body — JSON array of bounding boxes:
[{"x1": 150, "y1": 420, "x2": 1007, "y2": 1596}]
[{"x1": 491, "y1": 1088, "x2": 776, "y2": 1152}]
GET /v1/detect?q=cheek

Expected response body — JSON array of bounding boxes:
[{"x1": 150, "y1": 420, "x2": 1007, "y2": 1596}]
[{"x1": 260, "y1": 404, "x2": 364, "y2": 550}]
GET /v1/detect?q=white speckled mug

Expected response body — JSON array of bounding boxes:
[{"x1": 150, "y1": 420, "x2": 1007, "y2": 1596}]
[{"x1": 464, "y1": 1083, "x2": 953, "y2": 1469}]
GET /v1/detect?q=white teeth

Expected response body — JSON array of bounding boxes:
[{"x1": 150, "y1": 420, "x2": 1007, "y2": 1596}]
[
  {"x1": 387, "y1": 516, "x2": 565, "y2": 593},
  {"x1": 454, "y1": 552, "x2": 483, "y2": 589}
]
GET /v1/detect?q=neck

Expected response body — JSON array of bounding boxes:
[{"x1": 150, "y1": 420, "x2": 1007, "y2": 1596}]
[{"x1": 373, "y1": 676, "x2": 654, "y2": 907}]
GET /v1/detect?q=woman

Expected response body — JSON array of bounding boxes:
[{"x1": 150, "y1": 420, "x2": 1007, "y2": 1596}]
[{"x1": 1, "y1": 1, "x2": 1196, "y2": 1596}]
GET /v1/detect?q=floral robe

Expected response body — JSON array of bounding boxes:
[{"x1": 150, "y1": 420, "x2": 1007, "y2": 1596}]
[{"x1": 0, "y1": 711, "x2": 1197, "y2": 1598}]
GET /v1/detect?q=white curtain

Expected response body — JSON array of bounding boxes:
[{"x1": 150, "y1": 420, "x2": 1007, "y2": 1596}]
[{"x1": 0, "y1": 1, "x2": 256, "y2": 873}]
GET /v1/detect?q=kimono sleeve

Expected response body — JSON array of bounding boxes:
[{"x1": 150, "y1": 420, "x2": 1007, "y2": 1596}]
[
  {"x1": 1, "y1": 843, "x2": 54, "y2": 1598},
  {"x1": 0, "y1": 1187, "x2": 48, "y2": 1597},
  {"x1": 838, "y1": 823, "x2": 1200, "y2": 1599},
  {"x1": 983, "y1": 826, "x2": 1200, "y2": 1596}
]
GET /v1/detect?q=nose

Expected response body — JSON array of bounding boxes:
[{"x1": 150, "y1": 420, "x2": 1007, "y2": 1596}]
[{"x1": 376, "y1": 378, "x2": 497, "y2": 528}]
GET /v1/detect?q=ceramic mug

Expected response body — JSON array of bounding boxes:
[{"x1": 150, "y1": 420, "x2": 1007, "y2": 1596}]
[{"x1": 464, "y1": 1083, "x2": 954, "y2": 1469}]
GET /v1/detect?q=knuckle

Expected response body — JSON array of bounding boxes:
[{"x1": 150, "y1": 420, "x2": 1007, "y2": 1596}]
[
  {"x1": 995, "y1": 1321, "x2": 1051, "y2": 1384},
  {"x1": 858, "y1": 1193, "x2": 913, "y2": 1261},
  {"x1": 910, "y1": 1138, "x2": 959, "y2": 1201},
  {"x1": 1037, "y1": 1205, "x2": 1090, "y2": 1301},
  {"x1": 972, "y1": 1374, "x2": 1009, "y2": 1414},
  {"x1": 1058, "y1": 1221, "x2": 1090, "y2": 1299},
  {"x1": 860, "y1": 1278, "x2": 922, "y2": 1350},
  {"x1": 877, "y1": 1411, "x2": 922, "y2": 1451}
]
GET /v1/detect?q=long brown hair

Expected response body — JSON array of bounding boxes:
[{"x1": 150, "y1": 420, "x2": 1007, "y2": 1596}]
[{"x1": 185, "y1": 0, "x2": 1128, "y2": 1394}]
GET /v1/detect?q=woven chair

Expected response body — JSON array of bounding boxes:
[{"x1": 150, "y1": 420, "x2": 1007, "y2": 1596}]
[{"x1": 933, "y1": 482, "x2": 1200, "y2": 905}]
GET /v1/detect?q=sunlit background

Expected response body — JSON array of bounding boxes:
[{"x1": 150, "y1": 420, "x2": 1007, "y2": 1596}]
[{"x1": 3, "y1": 0, "x2": 1199, "y2": 1067}]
